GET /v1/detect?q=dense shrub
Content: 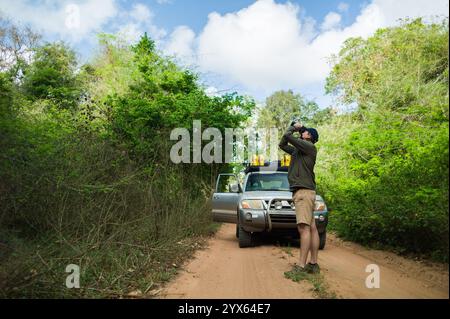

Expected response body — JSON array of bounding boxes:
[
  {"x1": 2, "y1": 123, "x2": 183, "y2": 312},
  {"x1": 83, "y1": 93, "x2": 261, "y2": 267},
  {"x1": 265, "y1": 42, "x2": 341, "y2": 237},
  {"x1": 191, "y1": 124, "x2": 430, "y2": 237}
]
[
  {"x1": 318, "y1": 19, "x2": 449, "y2": 261},
  {"x1": 0, "y1": 28, "x2": 254, "y2": 297}
]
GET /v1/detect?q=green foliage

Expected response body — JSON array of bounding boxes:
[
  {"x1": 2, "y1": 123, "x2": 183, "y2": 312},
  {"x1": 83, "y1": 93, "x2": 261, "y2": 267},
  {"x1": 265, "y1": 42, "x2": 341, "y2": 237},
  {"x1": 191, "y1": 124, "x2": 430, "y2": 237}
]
[
  {"x1": 284, "y1": 267, "x2": 336, "y2": 299},
  {"x1": 319, "y1": 18, "x2": 449, "y2": 261},
  {"x1": 0, "y1": 72, "x2": 13, "y2": 113},
  {"x1": 0, "y1": 28, "x2": 254, "y2": 297},
  {"x1": 257, "y1": 90, "x2": 331, "y2": 131},
  {"x1": 0, "y1": 15, "x2": 41, "y2": 80},
  {"x1": 0, "y1": 132, "x2": 218, "y2": 297},
  {"x1": 22, "y1": 42, "x2": 82, "y2": 109},
  {"x1": 105, "y1": 34, "x2": 254, "y2": 161}
]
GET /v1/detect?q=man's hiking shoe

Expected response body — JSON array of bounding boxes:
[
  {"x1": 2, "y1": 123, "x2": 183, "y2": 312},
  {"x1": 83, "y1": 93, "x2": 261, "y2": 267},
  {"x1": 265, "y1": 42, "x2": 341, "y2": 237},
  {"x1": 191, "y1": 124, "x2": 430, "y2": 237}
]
[
  {"x1": 305, "y1": 262, "x2": 320, "y2": 274},
  {"x1": 292, "y1": 264, "x2": 308, "y2": 273},
  {"x1": 284, "y1": 263, "x2": 310, "y2": 282}
]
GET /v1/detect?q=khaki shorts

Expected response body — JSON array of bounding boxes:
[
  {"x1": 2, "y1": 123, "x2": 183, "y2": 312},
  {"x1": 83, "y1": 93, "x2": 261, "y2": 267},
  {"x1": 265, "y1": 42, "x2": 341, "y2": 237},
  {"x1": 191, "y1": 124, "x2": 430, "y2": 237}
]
[{"x1": 292, "y1": 189, "x2": 316, "y2": 225}]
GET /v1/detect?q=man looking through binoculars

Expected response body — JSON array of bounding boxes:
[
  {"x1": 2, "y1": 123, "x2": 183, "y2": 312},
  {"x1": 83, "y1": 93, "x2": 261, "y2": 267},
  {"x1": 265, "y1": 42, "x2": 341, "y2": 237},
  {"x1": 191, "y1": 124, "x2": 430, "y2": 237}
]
[{"x1": 279, "y1": 121, "x2": 320, "y2": 274}]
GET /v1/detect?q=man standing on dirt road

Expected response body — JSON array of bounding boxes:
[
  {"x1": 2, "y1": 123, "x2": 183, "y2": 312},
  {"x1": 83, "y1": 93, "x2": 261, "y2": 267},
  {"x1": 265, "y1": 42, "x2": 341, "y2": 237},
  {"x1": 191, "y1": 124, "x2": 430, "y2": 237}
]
[{"x1": 279, "y1": 122, "x2": 320, "y2": 274}]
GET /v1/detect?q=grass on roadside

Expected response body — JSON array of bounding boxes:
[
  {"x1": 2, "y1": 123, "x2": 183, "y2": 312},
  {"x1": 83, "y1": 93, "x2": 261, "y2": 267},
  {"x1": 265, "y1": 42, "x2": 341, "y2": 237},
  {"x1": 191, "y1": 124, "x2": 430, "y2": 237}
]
[
  {"x1": 0, "y1": 222, "x2": 221, "y2": 298},
  {"x1": 284, "y1": 267, "x2": 337, "y2": 299}
]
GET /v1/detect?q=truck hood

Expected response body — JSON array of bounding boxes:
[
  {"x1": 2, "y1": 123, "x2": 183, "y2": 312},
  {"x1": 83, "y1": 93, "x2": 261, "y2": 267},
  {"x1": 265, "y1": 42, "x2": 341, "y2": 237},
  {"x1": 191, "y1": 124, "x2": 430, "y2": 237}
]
[
  {"x1": 242, "y1": 191, "x2": 293, "y2": 200},
  {"x1": 242, "y1": 191, "x2": 323, "y2": 202}
]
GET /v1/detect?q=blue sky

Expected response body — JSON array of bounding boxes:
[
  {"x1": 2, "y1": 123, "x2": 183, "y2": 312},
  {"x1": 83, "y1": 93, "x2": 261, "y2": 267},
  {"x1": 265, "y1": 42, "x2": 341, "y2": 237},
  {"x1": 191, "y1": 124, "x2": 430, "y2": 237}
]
[
  {"x1": 1, "y1": 0, "x2": 448, "y2": 107},
  {"x1": 149, "y1": 0, "x2": 362, "y2": 34}
]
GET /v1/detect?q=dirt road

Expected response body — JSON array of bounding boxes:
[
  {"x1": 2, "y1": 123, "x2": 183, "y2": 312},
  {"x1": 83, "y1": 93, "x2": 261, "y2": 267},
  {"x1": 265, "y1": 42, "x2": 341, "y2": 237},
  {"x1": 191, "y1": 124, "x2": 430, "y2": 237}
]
[{"x1": 157, "y1": 224, "x2": 449, "y2": 299}]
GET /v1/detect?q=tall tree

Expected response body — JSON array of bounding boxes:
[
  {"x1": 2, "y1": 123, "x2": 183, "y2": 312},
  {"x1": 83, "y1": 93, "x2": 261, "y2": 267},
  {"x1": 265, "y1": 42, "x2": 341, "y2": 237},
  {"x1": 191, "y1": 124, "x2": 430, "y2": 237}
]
[
  {"x1": 320, "y1": 18, "x2": 449, "y2": 259},
  {"x1": 257, "y1": 90, "x2": 328, "y2": 132},
  {"x1": 0, "y1": 15, "x2": 40, "y2": 79},
  {"x1": 22, "y1": 42, "x2": 81, "y2": 109}
]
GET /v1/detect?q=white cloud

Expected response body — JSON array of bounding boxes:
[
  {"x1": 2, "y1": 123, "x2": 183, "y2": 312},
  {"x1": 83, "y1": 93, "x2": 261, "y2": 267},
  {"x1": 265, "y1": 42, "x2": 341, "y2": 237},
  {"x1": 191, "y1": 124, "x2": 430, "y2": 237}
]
[
  {"x1": 196, "y1": 0, "x2": 311, "y2": 93},
  {"x1": 166, "y1": 0, "x2": 449, "y2": 96},
  {"x1": 3, "y1": 0, "x2": 448, "y2": 101},
  {"x1": 0, "y1": 0, "x2": 118, "y2": 42},
  {"x1": 156, "y1": 0, "x2": 173, "y2": 4},
  {"x1": 321, "y1": 12, "x2": 342, "y2": 30},
  {"x1": 371, "y1": 0, "x2": 447, "y2": 24},
  {"x1": 117, "y1": 23, "x2": 144, "y2": 43},
  {"x1": 0, "y1": 1, "x2": 167, "y2": 46},
  {"x1": 164, "y1": 25, "x2": 196, "y2": 59},
  {"x1": 122, "y1": 3, "x2": 166, "y2": 43},
  {"x1": 130, "y1": 3, "x2": 153, "y2": 23}
]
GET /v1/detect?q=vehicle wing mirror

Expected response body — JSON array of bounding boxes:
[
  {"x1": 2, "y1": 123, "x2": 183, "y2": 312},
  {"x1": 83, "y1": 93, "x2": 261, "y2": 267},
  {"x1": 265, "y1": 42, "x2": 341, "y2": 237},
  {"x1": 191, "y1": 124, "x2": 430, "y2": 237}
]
[{"x1": 229, "y1": 183, "x2": 240, "y2": 193}]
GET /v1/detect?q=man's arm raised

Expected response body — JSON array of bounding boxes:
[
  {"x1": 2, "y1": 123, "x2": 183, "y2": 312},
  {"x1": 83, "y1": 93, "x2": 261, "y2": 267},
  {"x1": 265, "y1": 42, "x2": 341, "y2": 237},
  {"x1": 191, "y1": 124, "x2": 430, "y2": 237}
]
[
  {"x1": 279, "y1": 126, "x2": 296, "y2": 155},
  {"x1": 283, "y1": 125, "x2": 315, "y2": 155}
]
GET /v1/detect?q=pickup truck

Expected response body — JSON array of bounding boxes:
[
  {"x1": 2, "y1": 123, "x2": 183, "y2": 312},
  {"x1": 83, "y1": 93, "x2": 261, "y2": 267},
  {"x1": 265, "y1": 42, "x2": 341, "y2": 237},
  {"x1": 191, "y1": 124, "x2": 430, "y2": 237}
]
[{"x1": 212, "y1": 160, "x2": 329, "y2": 248}]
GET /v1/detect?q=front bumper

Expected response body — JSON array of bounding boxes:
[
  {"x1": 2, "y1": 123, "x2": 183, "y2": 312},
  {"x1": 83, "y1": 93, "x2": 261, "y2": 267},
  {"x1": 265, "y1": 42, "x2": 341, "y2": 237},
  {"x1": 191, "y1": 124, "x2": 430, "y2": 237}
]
[
  {"x1": 314, "y1": 212, "x2": 328, "y2": 233},
  {"x1": 238, "y1": 209, "x2": 268, "y2": 232},
  {"x1": 239, "y1": 208, "x2": 328, "y2": 233}
]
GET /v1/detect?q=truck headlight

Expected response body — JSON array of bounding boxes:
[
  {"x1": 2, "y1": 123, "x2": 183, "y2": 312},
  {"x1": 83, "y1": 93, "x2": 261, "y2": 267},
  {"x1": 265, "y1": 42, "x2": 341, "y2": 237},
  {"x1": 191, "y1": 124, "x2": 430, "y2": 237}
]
[
  {"x1": 241, "y1": 199, "x2": 265, "y2": 209},
  {"x1": 314, "y1": 201, "x2": 327, "y2": 211}
]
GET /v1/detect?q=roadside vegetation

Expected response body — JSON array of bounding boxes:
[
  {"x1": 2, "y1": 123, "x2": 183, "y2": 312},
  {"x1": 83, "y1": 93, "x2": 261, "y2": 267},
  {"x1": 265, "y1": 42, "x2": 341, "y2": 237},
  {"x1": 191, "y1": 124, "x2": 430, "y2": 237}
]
[
  {"x1": 0, "y1": 16, "x2": 254, "y2": 297},
  {"x1": 317, "y1": 19, "x2": 449, "y2": 262},
  {"x1": 284, "y1": 268, "x2": 337, "y2": 299},
  {"x1": 258, "y1": 19, "x2": 448, "y2": 262}
]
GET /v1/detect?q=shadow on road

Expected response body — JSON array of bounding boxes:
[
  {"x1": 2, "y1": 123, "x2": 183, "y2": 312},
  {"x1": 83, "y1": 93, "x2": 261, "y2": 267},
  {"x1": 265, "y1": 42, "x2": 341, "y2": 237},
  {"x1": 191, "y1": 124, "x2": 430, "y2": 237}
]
[{"x1": 253, "y1": 232, "x2": 300, "y2": 248}]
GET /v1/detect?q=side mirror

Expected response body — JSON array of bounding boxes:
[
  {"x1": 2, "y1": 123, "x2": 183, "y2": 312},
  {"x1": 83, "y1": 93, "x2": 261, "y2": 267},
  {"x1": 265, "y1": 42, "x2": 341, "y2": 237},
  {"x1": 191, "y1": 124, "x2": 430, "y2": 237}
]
[{"x1": 229, "y1": 183, "x2": 240, "y2": 193}]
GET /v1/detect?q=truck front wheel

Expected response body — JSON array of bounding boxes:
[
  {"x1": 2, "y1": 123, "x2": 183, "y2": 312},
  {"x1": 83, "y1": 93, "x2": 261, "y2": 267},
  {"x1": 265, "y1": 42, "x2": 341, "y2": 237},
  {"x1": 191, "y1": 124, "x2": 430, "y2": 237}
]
[
  {"x1": 319, "y1": 231, "x2": 326, "y2": 250},
  {"x1": 238, "y1": 225, "x2": 253, "y2": 248}
]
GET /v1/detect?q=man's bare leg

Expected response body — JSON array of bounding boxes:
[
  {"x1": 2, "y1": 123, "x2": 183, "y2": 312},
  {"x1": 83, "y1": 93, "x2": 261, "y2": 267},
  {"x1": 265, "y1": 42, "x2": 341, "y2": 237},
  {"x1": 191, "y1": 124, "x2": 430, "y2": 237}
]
[
  {"x1": 298, "y1": 223, "x2": 310, "y2": 267},
  {"x1": 309, "y1": 221, "x2": 320, "y2": 264}
]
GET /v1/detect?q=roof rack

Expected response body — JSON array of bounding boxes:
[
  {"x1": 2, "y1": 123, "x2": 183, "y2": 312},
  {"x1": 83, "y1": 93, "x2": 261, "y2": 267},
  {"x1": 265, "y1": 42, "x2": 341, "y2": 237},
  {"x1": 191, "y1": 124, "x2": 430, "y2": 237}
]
[{"x1": 244, "y1": 160, "x2": 289, "y2": 174}]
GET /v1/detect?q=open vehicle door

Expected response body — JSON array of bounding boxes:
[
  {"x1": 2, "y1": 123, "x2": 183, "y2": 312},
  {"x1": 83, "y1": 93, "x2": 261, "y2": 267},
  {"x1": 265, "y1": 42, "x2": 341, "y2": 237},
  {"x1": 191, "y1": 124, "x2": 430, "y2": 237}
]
[{"x1": 212, "y1": 173, "x2": 241, "y2": 223}]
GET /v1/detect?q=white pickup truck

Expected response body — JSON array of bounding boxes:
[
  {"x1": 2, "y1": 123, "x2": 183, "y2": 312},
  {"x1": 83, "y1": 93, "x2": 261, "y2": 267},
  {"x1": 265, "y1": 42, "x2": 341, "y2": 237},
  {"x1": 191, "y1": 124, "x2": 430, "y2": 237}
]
[{"x1": 211, "y1": 161, "x2": 329, "y2": 248}]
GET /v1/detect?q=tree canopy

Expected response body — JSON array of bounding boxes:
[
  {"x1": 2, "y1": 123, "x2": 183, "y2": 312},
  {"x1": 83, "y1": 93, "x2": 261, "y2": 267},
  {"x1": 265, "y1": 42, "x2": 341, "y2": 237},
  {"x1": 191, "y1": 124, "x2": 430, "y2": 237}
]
[{"x1": 318, "y1": 18, "x2": 449, "y2": 260}]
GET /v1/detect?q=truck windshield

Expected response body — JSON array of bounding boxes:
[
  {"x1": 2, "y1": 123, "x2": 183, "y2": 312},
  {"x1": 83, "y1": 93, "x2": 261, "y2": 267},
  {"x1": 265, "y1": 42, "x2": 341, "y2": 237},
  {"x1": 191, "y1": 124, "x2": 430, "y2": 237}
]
[{"x1": 245, "y1": 173, "x2": 290, "y2": 192}]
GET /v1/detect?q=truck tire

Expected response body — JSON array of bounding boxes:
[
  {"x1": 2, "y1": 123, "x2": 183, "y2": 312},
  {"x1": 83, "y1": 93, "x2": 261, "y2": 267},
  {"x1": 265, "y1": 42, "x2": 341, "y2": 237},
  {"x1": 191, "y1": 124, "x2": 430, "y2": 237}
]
[
  {"x1": 238, "y1": 225, "x2": 253, "y2": 248},
  {"x1": 319, "y1": 231, "x2": 326, "y2": 250},
  {"x1": 236, "y1": 223, "x2": 239, "y2": 238}
]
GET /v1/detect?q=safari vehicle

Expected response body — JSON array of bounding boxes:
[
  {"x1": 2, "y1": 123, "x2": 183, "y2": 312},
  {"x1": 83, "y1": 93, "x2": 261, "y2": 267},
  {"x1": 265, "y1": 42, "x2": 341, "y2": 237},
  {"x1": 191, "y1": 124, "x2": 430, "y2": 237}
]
[{"x1": 212, "y1": 156, "x2": 329, "y2": 248}]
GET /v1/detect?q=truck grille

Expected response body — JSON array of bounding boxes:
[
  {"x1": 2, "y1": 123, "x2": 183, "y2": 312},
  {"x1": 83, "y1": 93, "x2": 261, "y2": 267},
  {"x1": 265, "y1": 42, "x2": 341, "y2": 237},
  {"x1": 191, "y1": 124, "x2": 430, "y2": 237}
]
[
  {"x1": 268, "y1": 199, "x2": 294, "y2": 210},
  {"x1": 269, "y1": 213, "x2": 296, "y2": 223}
]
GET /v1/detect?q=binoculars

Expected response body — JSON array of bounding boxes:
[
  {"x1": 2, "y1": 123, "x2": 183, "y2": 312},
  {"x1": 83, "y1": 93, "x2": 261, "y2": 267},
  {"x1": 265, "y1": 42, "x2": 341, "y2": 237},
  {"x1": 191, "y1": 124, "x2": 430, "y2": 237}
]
[{"x1": 290, "y1": 120, "x2": 307, "y2": 133}]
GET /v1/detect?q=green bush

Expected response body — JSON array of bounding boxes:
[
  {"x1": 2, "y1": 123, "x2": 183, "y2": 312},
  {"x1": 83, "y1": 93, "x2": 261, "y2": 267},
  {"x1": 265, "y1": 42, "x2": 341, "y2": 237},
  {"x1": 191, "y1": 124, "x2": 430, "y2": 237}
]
[
  {"x1": 318, "y1": 19, "x2": 449, "y2": 262},
  {"x1": 0, "y1": 30, "x2": 254, "y2": 297}
]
